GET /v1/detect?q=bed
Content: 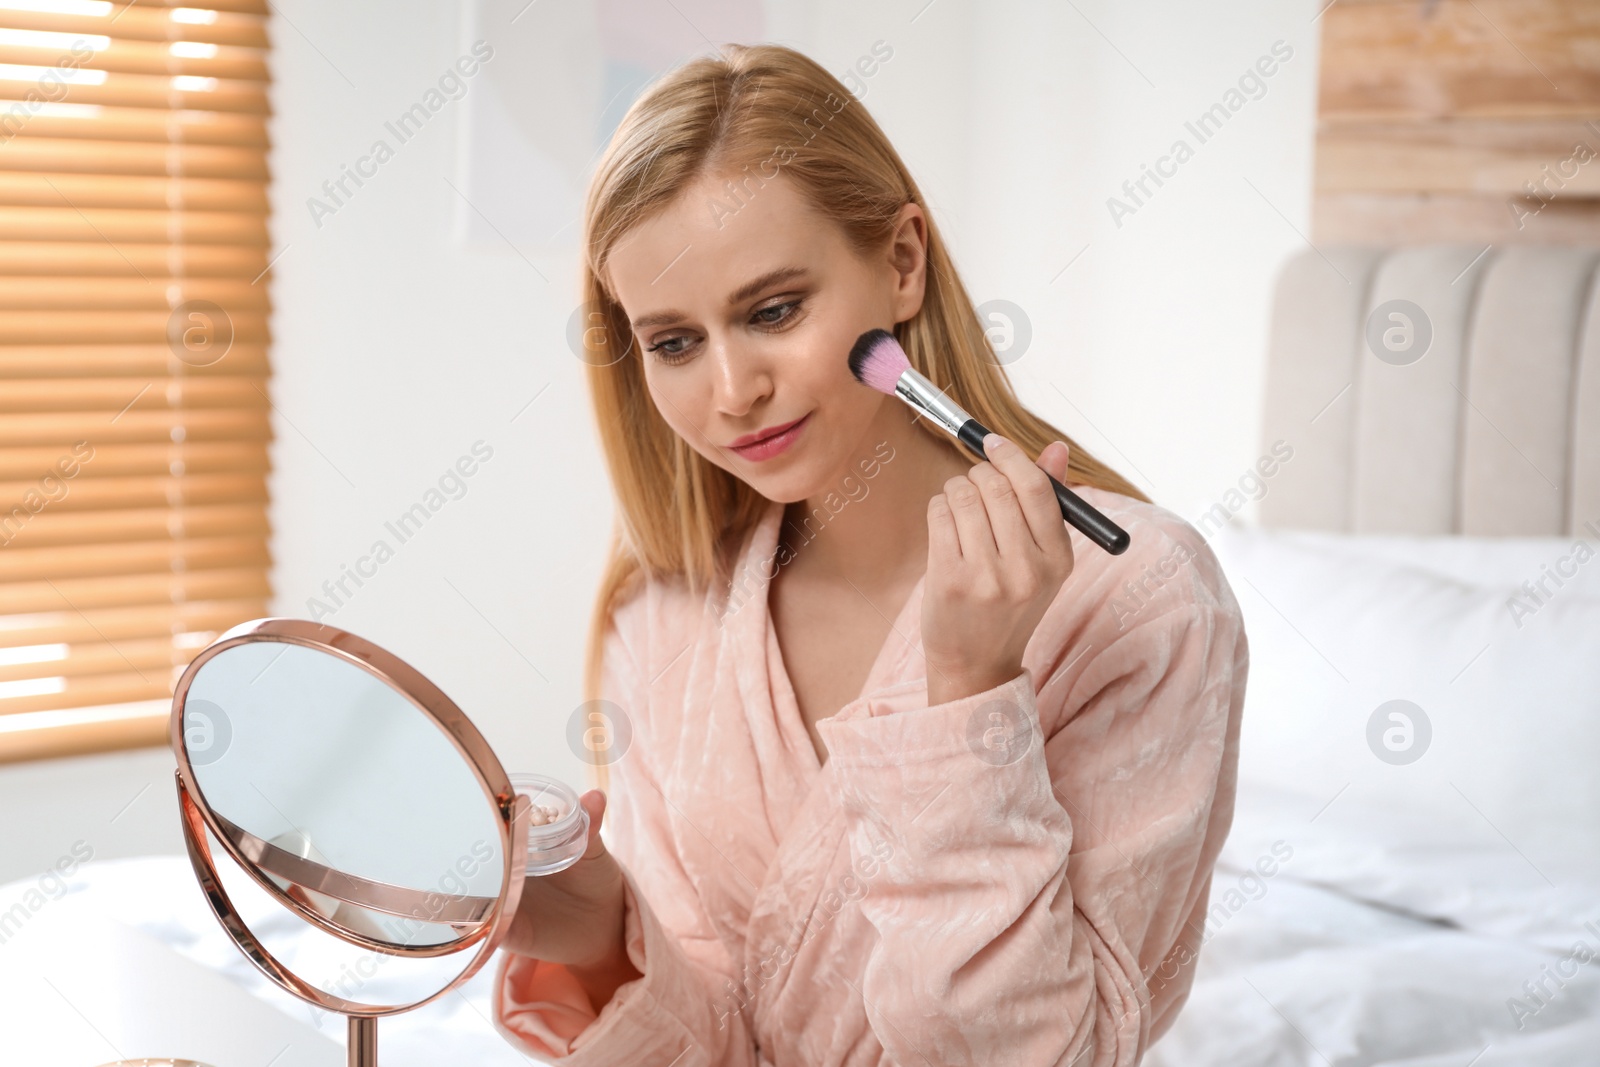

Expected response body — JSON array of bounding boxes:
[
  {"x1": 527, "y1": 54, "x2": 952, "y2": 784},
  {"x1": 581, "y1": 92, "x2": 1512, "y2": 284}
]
[
  {"x1": 4, "y1": 245, "x2": 1596, "y2": 1065},
  {"x1": 1147, "y1": 243, "x2": 1600, "y2": 1065}
]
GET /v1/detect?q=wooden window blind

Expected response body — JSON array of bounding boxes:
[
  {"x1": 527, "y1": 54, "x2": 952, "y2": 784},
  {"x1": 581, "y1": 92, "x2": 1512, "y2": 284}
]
[{"x1": 0, "y1": 0, "x2": 273, "y2": 763}]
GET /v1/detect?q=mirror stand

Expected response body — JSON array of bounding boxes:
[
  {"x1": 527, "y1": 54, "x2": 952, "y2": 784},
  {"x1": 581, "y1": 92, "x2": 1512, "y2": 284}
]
[{"x1": 348, "y1": 1019, "x2": 376, "y2": 1067}]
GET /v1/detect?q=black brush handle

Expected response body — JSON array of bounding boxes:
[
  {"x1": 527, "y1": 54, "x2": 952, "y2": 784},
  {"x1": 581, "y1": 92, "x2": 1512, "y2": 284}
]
[{"x1": 956, "y1": 419, "x2": 1130, "y2": 556}]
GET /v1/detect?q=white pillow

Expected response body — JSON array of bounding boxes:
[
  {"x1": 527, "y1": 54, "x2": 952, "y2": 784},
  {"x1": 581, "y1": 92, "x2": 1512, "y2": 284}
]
[
  {"x1": 1207, "y1": 525, "x2": 1600, "y2": 905},
  {"x1": 1225, "y1": 525, "x2": 1600, "y2": 596}
]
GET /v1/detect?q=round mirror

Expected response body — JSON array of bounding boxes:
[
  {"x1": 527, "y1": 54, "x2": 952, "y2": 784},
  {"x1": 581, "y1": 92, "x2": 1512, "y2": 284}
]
[{"x1": 170, "y1": 618, "x2": 529, "y2": 1065}]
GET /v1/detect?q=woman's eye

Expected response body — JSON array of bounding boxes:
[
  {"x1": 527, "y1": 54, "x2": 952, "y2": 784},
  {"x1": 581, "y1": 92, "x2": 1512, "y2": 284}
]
[
  {"x1": 647, "y1": 336, "x2": 692, "y2": 362},
  {"x1": 754, "y1": 300, "x2": 800, "y2": 326}
]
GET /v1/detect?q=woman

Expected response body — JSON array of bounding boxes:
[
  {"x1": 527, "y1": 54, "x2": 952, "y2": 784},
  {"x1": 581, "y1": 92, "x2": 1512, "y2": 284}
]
[{"x1": 493, "y1": 42, "x2": 1247, "y2": 1067}]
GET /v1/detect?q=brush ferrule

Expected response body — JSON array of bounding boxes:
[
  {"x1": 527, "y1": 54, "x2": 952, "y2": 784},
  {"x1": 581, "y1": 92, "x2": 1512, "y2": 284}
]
[{"x1": 894, "y1": 368, "x2": 971, "y2": 437}]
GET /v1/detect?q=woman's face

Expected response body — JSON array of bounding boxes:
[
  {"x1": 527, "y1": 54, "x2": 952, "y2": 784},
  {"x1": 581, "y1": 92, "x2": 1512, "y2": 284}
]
[{"x1": 605, "y1": 170, "x2": 926, "y2": 504}]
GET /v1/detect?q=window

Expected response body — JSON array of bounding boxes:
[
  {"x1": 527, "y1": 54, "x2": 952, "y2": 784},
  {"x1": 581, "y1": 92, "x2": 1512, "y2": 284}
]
[{"x1": 0, "y1": 0, "x2": 273, "y2": 763}]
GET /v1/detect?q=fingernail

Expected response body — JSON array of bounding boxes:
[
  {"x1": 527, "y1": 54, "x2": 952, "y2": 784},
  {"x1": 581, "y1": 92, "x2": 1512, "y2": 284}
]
[{"x1": 984, "y1": 433, "x2": 1005, "y2": 452}]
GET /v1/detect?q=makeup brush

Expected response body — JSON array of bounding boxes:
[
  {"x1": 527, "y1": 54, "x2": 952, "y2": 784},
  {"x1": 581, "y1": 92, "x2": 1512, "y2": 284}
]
[{"x1": 848, "y1": 328, "x2": 1130, "y2": 556}]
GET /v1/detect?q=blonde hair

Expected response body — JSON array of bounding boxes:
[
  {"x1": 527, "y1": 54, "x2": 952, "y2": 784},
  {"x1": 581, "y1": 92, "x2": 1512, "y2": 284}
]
[{"x1": 577, "y1": 43, "x2": 1148, "y2": 788}]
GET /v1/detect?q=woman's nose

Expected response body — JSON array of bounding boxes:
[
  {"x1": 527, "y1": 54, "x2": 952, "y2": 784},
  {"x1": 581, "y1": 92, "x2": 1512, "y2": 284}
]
[{"x1": 709, "y1": 339, "x2": 772, "y2": 415}]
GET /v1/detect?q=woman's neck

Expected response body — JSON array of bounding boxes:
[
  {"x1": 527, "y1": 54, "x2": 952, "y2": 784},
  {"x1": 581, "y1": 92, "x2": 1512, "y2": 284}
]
[{"x1": 779, "y1": 401, "x2": 971, "y2": 594}]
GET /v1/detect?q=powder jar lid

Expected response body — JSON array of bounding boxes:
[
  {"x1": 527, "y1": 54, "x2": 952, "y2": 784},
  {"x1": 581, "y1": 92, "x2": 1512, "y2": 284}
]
[{"x1": 508, "y1": 773, "x2": 590, "y2": 876}]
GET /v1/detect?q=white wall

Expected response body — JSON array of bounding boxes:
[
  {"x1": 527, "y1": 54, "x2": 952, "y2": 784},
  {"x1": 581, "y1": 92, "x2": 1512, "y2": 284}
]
[
  {"x1": 0, "y1": 748, "x2": 181, "y2": 886},
  {"x1": 0, "y1": 0, "x2": 1318, "y2": 885},
  {"x1": 958, "y1": 2, "x2": 1321, "y2": 520}
]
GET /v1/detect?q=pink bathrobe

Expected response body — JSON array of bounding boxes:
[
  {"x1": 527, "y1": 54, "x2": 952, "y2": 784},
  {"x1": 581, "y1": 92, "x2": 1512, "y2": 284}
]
[{"x1": 494, "y1": 487, "x2": 1248, "y2": 1065}]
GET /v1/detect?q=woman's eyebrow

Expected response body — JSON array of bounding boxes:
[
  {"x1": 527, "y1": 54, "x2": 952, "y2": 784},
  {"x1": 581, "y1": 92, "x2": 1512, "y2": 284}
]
[
  {"x1": 728, "y1": 265, "x2": 809, "y2": 304},
  {"x1": 630, "y1": 266, "x2": 809, "y2": 331}
]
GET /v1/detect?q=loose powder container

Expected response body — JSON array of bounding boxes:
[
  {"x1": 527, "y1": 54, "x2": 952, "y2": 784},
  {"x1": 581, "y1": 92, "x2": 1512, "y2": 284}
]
[{"x1": 509, "y1": 773, "x2": 589, "y2": 875}]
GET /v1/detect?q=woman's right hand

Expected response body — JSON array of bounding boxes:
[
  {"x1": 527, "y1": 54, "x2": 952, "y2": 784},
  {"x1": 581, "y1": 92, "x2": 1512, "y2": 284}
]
[{"x1": 501, "y1": 788, "x2": 633, "y2": 975}]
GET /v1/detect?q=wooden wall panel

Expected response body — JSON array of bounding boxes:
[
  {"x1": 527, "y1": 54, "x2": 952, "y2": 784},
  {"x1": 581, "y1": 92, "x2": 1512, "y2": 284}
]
[{"x1": 1313, "y1": 0, "x2": 1600, "y2": 243}]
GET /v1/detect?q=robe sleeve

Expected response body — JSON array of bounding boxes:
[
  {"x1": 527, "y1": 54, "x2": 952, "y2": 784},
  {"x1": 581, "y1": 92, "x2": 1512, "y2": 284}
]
[
  {"x1": 492, "y1": 591, "x2": 761, "y2": 1066},
  {"x1": 812, "y1": 522, "x2": 1247, "y2": 1066}
]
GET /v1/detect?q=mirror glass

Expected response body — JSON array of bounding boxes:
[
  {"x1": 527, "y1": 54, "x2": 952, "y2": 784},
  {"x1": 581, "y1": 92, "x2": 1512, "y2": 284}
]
[{"x1": 179, "y1": 639, "x2": 506, "y2": 950}]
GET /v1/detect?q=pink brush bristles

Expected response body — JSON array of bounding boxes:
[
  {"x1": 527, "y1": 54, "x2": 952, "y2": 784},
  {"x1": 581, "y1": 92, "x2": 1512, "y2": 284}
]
[{"x1": 847, "y1": 328, "x2": 911, "y2": 394}]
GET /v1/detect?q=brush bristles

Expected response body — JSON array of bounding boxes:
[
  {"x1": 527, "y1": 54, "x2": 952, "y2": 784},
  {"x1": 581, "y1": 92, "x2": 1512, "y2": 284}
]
[{"x1": 847, "y1": 328, "x2": 911, "y2": 395}]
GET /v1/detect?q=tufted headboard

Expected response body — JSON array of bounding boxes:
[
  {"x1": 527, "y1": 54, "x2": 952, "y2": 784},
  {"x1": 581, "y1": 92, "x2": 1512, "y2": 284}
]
[{"x1": 1259, "y1": 246, "x2": 1600, "y2": 537}]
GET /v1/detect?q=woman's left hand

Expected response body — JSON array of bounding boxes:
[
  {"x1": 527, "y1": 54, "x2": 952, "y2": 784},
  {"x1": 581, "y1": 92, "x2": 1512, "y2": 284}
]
[{"x1": 922, "y1": 434, "x2": 1075, "y2": 706}]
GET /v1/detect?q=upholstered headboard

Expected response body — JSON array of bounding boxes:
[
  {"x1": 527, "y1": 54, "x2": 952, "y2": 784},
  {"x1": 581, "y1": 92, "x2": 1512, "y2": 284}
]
[{"x1": 1259, "y1": 246, "x2": 1600, "y2": 537}]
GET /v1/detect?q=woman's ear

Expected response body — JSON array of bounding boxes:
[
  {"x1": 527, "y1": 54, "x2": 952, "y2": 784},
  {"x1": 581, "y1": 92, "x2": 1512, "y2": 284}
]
[{"x1": 886, "y1": 202, "x2": 928, "y2": 324}]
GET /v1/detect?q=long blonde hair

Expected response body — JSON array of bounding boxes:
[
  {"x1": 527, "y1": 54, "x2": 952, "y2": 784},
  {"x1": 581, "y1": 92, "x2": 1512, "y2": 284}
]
[{"x1": 577, "y1": 43, "x2": 1147, "y2": 787}]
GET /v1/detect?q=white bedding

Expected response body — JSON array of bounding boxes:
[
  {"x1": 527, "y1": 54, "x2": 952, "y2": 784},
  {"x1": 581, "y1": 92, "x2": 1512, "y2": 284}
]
[
  {"x1": 1147, "y1": 781, "x2": 1600, "y2": 1066},
  {"x1": 1162, "y1": 525, "x2": 1600, "y2": 1065}
]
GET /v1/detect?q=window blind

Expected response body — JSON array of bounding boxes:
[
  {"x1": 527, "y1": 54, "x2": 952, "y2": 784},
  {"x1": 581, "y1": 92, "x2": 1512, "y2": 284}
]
[{"x1": 0, "y1": 0, "x2": 273, "y2": 763}]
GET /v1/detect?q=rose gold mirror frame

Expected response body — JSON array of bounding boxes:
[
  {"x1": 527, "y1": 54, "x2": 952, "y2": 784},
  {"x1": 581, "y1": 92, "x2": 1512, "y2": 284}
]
[{"x1": 169, "y1": 618, "x2": 530, "y2": 1067}]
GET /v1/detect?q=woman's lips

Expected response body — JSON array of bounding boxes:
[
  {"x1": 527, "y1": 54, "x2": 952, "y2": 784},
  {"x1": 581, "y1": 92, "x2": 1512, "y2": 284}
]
[{"x1": 728, "y1": 413, "x2": 810, "y2": 462}]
